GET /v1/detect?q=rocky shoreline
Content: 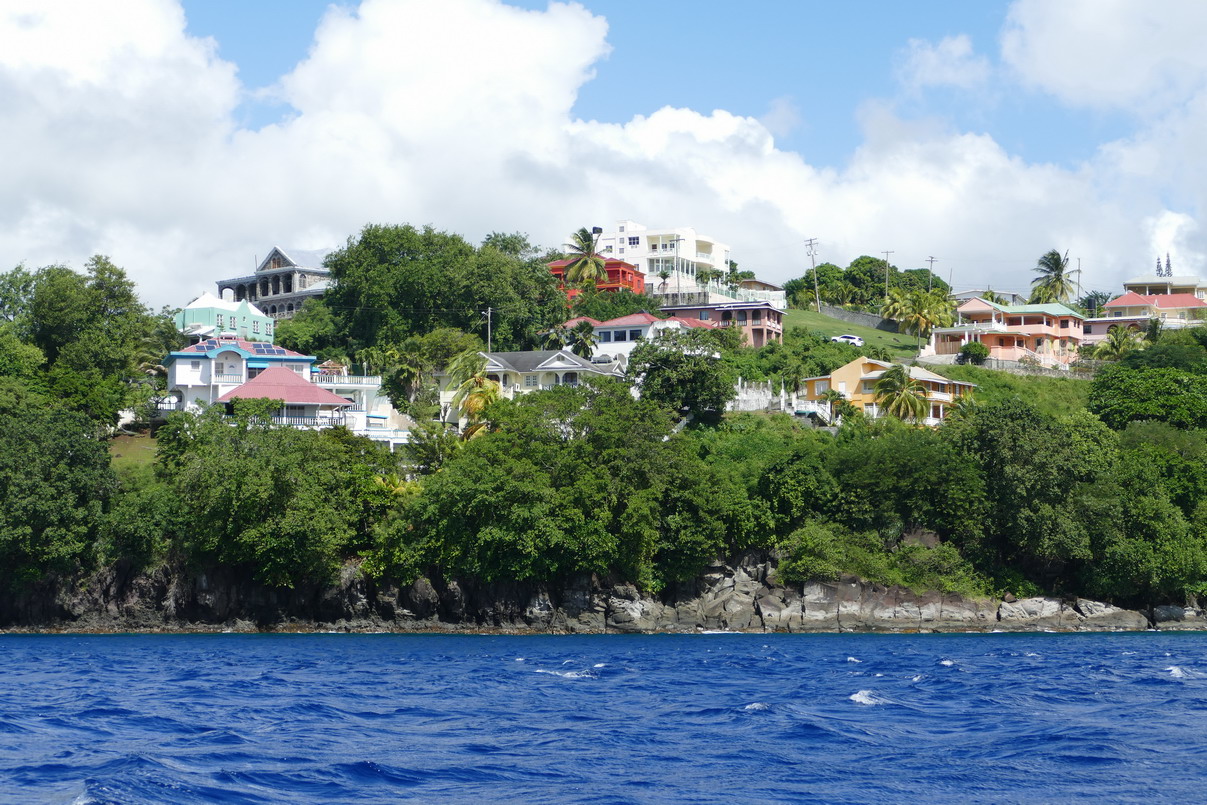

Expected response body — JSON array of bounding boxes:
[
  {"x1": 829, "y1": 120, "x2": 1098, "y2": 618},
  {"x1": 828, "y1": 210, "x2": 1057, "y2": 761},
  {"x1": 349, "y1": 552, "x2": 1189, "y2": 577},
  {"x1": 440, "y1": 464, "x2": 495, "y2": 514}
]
[{"x1": 1, "y1": 552, "x2": 1203, "y2": 634}]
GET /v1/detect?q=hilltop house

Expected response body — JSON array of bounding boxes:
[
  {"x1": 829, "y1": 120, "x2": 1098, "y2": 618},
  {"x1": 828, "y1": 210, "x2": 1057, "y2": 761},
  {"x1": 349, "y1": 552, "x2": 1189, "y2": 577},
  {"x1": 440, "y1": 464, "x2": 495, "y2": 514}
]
[
  {"x1": 658, "y1": 299, "x2": 785, "y2": 347},
  {"x1": 161, "y1": 335, "x2": 409, "y2": 447},
  {"x1": 794, "y1": 357, "x2": 975, "y2": 426},
  {"x1": 216, "y1": 246, "x2": 332, "y2": 319},
  {"x1": 926, "y1": 298, "x2": 1085, "y2": 368},
  {"x1": 547, "y1": 256, "x2": 646, "y2": 299},
  {"x1": 175, "y1": 292, "x2": 274, "y2": 343},
  {"x1": 1082, "y1": 292, "x2": 1207, "y2": 344},
  {"x1": 561, "y1": 312, "x2": 718, "y2": 370}
]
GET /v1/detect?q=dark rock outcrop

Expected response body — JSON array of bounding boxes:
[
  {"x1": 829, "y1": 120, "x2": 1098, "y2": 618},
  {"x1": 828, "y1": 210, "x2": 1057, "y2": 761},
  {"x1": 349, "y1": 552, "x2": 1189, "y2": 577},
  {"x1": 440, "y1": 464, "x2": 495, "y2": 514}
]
[{"x1": 0, "y1": 552, "x2": 1170, "y2": 634}]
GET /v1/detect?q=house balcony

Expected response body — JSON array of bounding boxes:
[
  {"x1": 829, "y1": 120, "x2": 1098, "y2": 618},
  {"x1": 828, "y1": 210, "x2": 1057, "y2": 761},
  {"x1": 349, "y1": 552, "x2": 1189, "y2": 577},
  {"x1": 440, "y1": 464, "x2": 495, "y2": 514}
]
[
  {"x1": 269, "y1": 414, "x2": 347, "y2": 428},
  {"x1": 927, "y1": 390, "x2": 953, "y2": 402},
  {"x1": 213, "y1": 373, "x2": 244, "y2": 384}
]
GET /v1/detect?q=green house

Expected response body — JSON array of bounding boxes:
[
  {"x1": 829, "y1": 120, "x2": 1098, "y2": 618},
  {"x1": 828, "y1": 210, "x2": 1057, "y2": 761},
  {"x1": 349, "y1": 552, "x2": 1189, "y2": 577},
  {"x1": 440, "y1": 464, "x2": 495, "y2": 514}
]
[{"x1": 176, "y1": 292, "x2": 275, "y2": 343}]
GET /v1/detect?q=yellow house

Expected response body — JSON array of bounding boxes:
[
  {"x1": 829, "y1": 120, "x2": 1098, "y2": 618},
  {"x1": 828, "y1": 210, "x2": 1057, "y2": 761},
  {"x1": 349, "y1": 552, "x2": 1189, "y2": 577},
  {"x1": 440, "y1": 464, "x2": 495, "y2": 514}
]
[{"x1": 794, "y1": 357, "x2": 975, "y2": 426}]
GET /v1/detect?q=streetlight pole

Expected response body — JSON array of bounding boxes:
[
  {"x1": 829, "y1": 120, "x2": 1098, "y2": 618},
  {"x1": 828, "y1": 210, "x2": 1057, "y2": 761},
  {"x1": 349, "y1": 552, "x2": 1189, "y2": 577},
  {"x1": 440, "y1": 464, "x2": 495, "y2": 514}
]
[
  {"x1": 882, "y1": 250, "x2": 895, "y2": 301},
  {"x1": 805, "y1": 237, "x2": 820, "y2": 312}
]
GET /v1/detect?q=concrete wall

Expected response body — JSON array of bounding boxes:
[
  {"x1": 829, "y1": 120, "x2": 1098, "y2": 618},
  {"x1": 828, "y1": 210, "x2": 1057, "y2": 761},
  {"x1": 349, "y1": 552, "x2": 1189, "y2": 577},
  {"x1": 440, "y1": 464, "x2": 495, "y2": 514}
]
[{"x1": 818, "y1": 304, "x2": 900, "y2": 333}]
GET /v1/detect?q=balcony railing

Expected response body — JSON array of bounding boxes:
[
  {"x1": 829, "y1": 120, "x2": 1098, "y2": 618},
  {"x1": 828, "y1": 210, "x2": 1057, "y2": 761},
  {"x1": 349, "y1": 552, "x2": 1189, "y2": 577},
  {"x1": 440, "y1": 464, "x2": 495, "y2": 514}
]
[
  {"x1": 213, "y1": 373, "x2": 243, "y2": 384},
  {"x1": 312, "y1": 374, "x2": 382, "y2": 386},
  {"x1": 927, "y1": 390, "x2": 953, "y2": 402},
  {"x1": 270, "y1": 415, "x2": 346, "y2": 427}
]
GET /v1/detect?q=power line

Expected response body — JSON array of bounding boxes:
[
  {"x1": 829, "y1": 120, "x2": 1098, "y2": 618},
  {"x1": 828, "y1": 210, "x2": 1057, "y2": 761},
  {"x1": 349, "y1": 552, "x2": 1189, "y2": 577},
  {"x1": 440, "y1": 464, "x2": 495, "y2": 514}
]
[{"x1": 805, "y1": 237, "x2": 820, "y2": 312}]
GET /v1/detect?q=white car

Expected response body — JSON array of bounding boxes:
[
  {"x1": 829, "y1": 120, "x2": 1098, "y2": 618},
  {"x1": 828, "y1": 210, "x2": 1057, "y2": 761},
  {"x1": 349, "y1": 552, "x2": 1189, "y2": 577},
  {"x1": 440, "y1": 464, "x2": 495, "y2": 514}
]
[{"x1": 831, "y1": 334, "x2": 864, "y2": 347}]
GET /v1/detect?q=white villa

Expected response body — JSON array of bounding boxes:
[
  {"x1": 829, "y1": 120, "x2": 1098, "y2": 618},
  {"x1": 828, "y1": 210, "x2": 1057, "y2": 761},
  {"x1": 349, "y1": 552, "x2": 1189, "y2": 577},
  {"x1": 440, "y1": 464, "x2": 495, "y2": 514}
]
[
  {"x1": 562, "y1": 312, "x2": 718, "y2": 370},
  {"x1": 161, "y1": 335, "x2": 410, "y2": 447}
]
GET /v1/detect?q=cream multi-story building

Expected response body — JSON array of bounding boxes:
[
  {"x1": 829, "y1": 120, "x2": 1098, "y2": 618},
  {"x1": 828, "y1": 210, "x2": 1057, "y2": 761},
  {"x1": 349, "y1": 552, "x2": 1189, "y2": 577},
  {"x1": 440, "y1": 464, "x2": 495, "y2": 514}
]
[{"x1": 595, "y1": 220, "x2": 732, "y2": 283}]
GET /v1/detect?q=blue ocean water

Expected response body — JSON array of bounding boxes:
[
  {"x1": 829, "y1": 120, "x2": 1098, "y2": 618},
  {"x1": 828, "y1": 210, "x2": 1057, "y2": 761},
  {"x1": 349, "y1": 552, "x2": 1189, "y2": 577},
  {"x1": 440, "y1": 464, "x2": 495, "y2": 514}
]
[{"x1": 1, "y1": 633, "x2": 1205, "y2": 804}]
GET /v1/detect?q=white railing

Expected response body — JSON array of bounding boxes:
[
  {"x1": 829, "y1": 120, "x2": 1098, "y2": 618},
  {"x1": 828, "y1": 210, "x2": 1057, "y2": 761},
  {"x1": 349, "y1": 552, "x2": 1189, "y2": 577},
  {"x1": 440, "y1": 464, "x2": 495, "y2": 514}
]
[
  {"x1": 312, "y1": 374, "x2": 382, "y2": 386},
  {"x1": 927, "y1": 390, "x2": 953, "y2": 402},
  {"x1": 794, "y1": 400, "x2": 832, "y2": 422},
  {"x1": 213, "y1": 373, "x2": 243, "y2": 384}
]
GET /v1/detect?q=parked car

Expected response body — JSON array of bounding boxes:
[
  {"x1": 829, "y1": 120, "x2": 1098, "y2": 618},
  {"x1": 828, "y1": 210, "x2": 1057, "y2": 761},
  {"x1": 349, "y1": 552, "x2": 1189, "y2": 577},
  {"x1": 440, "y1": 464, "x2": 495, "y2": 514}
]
[{"x1": 831, "y1": 334, "x2": 864, "y2": 347}]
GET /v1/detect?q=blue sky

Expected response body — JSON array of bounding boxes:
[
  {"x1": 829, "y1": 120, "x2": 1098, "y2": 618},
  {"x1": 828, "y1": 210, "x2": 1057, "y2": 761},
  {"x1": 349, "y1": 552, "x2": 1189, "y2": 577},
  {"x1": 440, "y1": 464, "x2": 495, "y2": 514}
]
[
  {"x1": 4, "y1": 0, "x2": 1206, "y2": 305},
  {"x1": 182, "y1": 1, "x2": 1129, "y2": 170}
]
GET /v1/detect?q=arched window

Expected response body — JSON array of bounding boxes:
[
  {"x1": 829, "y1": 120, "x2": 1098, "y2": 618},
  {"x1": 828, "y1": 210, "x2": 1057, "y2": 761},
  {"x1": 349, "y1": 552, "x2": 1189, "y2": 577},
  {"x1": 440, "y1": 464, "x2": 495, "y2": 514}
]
[
  {"x1": 235, "y1": 285, "x2": 245, "y2": 302},
  {"x1": 271, "y1": 275, "x2": 280, "y2": 295},
  {"x1": 260, "y1": 279, "x2": 270, "y2": 296},
  {"x1": 283, "y1": 275, "x2": 293, "y2": 293},
  {"x1": 270, "y1": 305, "x2": 277, "y2": 315},
  {"x1": 287, "y1": 304, "x2": 295, "y2": 313}
]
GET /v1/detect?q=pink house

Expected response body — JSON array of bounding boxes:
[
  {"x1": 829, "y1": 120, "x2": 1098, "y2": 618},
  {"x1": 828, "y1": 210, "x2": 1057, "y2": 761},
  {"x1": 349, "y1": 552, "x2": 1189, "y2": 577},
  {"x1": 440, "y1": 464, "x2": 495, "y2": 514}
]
[
  {"x1": 1083, "y1": 292, "x2": 1207, "y2": 344},
  {"x1": 928, "y1": 298, "x2": 1085, "y2": 367}
]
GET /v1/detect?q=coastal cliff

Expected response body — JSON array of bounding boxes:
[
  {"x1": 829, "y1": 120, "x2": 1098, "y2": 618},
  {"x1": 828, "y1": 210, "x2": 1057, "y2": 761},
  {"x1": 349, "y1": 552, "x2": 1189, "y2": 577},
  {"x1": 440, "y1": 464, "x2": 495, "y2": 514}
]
[{"x1": 0, "y1": 552, "x2": 1196, "y2": 634}]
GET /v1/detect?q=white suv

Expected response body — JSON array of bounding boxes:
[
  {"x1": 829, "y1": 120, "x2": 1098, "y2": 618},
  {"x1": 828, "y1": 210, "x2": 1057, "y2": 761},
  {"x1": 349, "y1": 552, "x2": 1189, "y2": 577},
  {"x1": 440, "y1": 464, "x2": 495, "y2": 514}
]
[{"x1": 831, "y1": 334, "x2": 864, "y2": 347}]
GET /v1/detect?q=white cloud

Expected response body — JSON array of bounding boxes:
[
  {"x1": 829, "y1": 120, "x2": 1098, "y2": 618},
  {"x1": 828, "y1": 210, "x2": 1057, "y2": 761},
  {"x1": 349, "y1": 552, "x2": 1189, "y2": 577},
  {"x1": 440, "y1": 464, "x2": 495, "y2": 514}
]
[
  {"x1": 0, "y1": 0, "x2": 1201, "y2": 309},
  {"x1": 1001, "y1": 0, "x2": 1207, "y2": 111},
  {"x1": 896, "y1": 35, "x2": 990, "y2": 93},
  {"x1": 759, "y1": 96, "x2": 801, "y2": 139}
]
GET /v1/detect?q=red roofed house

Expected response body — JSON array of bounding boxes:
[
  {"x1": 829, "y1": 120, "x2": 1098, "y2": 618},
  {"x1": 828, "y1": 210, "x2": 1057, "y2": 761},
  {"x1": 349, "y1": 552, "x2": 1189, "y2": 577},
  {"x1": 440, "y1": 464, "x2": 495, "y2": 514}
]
[
  {"x1": 216, "y1": 367, "x2": 352, "y2": 427},
  {"x1": 548, "y1": 256, "x2": 646, "y2": 300},
  {"x1": 561, "y1": 311, "x2": 718, "y2": 370},
  {"x1": 1083, "y1": 292, "x2": 1207, "y2": 345},
  {"x1": 160, "y1": 334, "x2": 410, "y2": 446}
]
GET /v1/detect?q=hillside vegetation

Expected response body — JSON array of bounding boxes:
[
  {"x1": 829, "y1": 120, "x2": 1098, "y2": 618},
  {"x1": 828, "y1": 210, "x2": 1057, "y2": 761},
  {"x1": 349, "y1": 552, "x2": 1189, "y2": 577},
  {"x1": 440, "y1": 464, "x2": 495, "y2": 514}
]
[{"x1": 933, "y1": 364, "x2": 1092, "y2": 418}]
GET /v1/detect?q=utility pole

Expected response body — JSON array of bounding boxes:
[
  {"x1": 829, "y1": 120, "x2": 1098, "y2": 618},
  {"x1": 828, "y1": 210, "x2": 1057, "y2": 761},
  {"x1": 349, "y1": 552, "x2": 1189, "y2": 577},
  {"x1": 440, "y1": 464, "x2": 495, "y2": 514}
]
[
  {"x1": 926, "y1": 256, "x2": 937, "y2": 291},
  {"x1": 1076, "y1": 257, "x2": 1082, "y2": 303},
  {"x1": 882, "y1": 250, "x2": 895, "y2": 301},
  {"x1": 484, "y1": 306, "x2": 492, "y2": 352},
  {"x1": 805, "y1": 237, "x2": 820, "y2": 312}
]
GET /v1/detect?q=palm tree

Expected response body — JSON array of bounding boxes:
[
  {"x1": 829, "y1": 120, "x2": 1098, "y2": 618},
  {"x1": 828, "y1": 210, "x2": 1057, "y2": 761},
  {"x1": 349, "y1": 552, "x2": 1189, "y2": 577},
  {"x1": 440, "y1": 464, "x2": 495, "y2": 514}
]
[
  {"x1": 883, "y1": 289, "x2": 955, "y2": 348},
  {"x1": 564, "y1": 320, "x2": 598, "y2": 358},
  {"x1": 1029, "y1": 249, "x2": 1078, "y2": 303},
  {"x1": 563, "y1": 227, "x2": 606, "y2": 288},
  {"x1": 1094, "y1": 325, "x2": 1143, "y2": 361},
  {"x1": 657, "y1": 268, "x2": 672, "y2": 292},
  {"x1": 874, "y1": 364, "x2": 928, "y2": 422},
  {"x1": 541, "y1": 327, "x2": 569, "y2": 350},
  {"x1": 820, "y1": 388, "x2": 859, "y2": 423},
  {"x1": 981, "y1": 290, "x2": 1005, "y2": 305},
  {"x1": 1078, "y1": 290, "x2": 1112, "y2": 316}
]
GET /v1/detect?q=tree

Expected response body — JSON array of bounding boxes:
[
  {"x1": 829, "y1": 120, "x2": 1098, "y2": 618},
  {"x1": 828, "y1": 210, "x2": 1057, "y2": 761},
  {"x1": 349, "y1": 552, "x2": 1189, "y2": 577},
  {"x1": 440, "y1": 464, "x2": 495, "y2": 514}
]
[
  {"x1": 882, "y1": 288, "x2": 954, "y2": 348},
  {"x1": 874, "y1": 364, "x2": 927, "y2": 421},
  {"x1": 563, "y1": 227, "x2": 607, "y2": 288},
  {"x1": 564, "y1": 320, "x2": 598, "y2": 358},
  {"x1": 626, "y1": 329, "x2": 736, "y2": 420},
  {"x1": 1078, "y1": 290, "x2": 1113, "y2": 316},
  {"x1": 1088, "y1": 365, "x2": 1207, "y2": 430},
  {"x1": 1094, "y1": 325, "x2": 1143, "y2": 361},
  {"x1": 820, "y1": 388, "x2": 859, "y2": 423},
  {"x1": 1029, "y1": 249, "x2": 1078, "y2": 303}
]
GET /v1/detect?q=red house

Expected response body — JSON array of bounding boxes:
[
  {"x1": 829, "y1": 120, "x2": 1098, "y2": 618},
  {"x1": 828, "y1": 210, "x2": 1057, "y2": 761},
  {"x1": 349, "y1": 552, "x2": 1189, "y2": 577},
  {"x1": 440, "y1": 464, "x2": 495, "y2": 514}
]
[{"x1": 548, "y1": 256, "x2": 646, "y2": 300}]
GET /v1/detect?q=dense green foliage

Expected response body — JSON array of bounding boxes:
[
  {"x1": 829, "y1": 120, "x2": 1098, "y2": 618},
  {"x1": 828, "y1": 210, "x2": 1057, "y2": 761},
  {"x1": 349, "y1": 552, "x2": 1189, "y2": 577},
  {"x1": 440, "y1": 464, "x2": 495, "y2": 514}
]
[
  {"x1": 784, "y1": 256, "x2": 947, "y2": 310},
  {"x1": 10, "y1": 229, "x2": 1207, "y2": 612}
]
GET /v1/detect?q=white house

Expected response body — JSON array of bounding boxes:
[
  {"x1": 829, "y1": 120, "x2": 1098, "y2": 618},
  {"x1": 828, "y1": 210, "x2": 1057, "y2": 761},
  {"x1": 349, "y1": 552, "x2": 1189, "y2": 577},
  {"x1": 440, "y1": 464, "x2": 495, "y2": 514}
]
[
  {"x1": 161, "y1": 334, "x2": 410, "y2": 447},
  {"x1": 562, "y1": 312, "x2": 719, "y2": 370}
]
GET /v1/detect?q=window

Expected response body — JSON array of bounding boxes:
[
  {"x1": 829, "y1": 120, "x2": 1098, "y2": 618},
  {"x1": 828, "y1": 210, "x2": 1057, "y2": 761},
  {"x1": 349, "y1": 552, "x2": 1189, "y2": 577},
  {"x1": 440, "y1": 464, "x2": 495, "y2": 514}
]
[
  {"x1": 630, "y1": 329, "x2": 642, "y2": 341},
  {"x1": 604, "y1": 245, "x2": 613, "y2": 253},
  {"x1": 619, "y1": 226, "x2": 625, "y2": 232},
  {"x1": 815, "y1": 380, "x2": 828, "y2": 394},
  {"x1": 614, "y1": 331, "x2": 627, "y2": 342},
  {"x1": 190, "y1": 360, "x2": 201, "y2": 370},
  {"x1": 699, "y1": 311, "x2": 710, "y2": 321},
  {"x1": 253, "y1": 321, "x2": 259, "y2": 333},
  {"x1": 599, "y1": 331, "x2": 611, "y2": 343},
  {"x1": 216, "y1": 314, "x2": 224, "y2": 328},
  {"x1": 525, "y1": 375, "x2": 539, "y2": 388},
  {"x1": 628, "y1": 236, "x2": 639, "y2": 246},
  {"x1": 737, "y1": 312, "x2": 748, "y2": 324},
  {"x1": 752, "y1": 311, "x2": 762, "y2": 323},
  {"x1": 619, "y1": 248, "x2": 625, "y2": 254}
]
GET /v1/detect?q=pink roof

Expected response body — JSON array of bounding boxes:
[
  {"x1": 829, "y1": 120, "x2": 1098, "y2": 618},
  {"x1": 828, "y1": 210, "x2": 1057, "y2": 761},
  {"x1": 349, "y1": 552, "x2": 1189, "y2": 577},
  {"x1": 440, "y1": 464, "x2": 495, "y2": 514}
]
[
  {"x1": 597, "y1": 312, "x2": 662, "y2": 326},
  {"x1": 180, "y1": 338, "x2": 307, "y2": 357},
  {"x1": 217, "y1": 367, "x2": 350, "y2": 406},
  {"x1": 1105, "y1": 292, "x2": 1207, "y2": 309},
  {"x1": 664, "y1": 316, "x2": 719, "y2": 329},
  {"x1": 562, "y1": 316, "x2": 603, "y2": 328}
]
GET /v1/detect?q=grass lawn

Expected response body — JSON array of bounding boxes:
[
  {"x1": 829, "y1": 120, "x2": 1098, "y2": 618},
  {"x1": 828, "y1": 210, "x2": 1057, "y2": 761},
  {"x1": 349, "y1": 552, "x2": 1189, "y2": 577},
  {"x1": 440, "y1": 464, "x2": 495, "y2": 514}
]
[
  {"x1": 110, "y1": 433, "x2": 157, "y2": 472},
  {"x1": 782, "y1": 308, "x2": 919, "y2": 358}
]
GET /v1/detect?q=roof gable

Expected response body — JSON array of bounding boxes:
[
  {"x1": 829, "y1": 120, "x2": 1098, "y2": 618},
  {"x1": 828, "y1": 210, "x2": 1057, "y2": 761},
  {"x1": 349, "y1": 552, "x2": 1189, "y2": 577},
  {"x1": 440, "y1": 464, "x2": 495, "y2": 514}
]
[{"x1": 217, "y1": 367, "x2": 350, "y2": 406}]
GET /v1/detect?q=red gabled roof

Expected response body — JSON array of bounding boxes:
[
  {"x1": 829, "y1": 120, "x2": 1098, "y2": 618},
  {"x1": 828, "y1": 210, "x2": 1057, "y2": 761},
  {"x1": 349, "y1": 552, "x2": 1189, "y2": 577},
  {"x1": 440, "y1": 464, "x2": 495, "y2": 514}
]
[
  {"x1": 217, "y1": 367, "x2": 350, "y2": 406},
  {"x1": 1106, "y1": 291, "x2": 1207, "y2": 309},
  {"x1": 547, "y1": 256, "x2": 638, "y2": 270},
  {"x1": 598, "y1": 312, "x2": 662, "y2": 327},
  {"x1": 562, "y1": 316, "x2": 603, "y2": 328}
]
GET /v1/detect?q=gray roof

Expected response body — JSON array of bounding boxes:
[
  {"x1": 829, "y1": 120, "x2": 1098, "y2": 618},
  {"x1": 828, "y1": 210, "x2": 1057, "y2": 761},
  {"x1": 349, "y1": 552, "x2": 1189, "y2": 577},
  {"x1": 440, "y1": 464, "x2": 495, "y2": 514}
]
[
  {"x1": 1123, "y1": 274, "x2": 1204, "y2": 286},
  {"x1": 484, "y1": 350, "x2": 618, "y2": 375},
  {"x1": 277, "y1": 247, "x2": 332, "y2": 268}
]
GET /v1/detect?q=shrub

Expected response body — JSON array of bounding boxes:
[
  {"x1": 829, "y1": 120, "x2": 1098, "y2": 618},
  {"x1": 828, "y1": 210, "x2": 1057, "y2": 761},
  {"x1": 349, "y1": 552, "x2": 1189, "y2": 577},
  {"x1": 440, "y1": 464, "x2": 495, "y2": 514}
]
[{"x1": 959, "y1": 341, "x2": 989, "y2": 365}]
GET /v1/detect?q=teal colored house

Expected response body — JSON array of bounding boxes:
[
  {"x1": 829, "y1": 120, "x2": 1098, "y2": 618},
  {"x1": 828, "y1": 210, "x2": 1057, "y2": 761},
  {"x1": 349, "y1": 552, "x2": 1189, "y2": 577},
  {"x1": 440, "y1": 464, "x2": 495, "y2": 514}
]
[{"x1": 176, "y1": 292, "x2": 274, "y2": 343}]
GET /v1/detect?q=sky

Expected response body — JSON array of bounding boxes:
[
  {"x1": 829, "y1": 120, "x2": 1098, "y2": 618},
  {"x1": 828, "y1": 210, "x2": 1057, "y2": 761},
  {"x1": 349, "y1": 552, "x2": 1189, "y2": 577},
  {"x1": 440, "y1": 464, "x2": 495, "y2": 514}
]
[{"x1": 3, "y1": 0, "x2": 1207, "y2": 308}]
